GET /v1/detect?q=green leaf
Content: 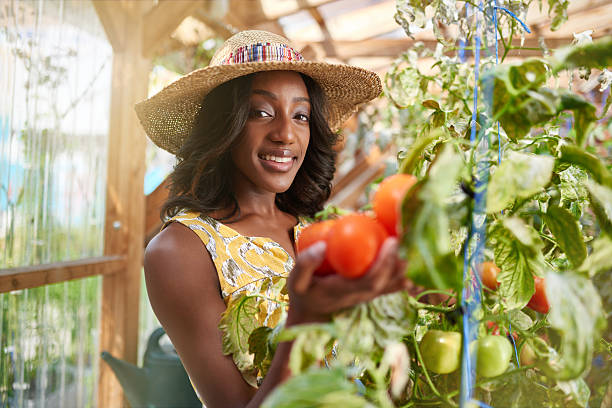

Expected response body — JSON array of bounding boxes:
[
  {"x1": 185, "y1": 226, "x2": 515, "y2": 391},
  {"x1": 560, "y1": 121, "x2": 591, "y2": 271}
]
[
  {"x1": 487, "y1": 152, "x2": 555, "y2": 213},
  {"x1": 489, "y1": 218, "x2": 545, "y2": 310},
  {"x1": 486, "y1": 59, "x2": 550, "y2": 140},
  {"x1": 507, "y1": 309, "x2": 534, "y2": 331},
  {"x1": 279, "y1": 323, "x2": 335, "y2": 375},
  {"x1": 558, "y1": 166, "x2": 588, "y2": 203},
  {"x1": 508, "y1": 59, "x2": 549, "y2": 90},
  {"x1": 400, "y1": 145, "x2": 464, "y2": 291},
  {"x1": 548, "y1": 0, "x2": 569, "y2": 31},
  {"x1": 558, "y1": 92, "x2": 597, "y2": 146},
  {"x1": 540, "y1": 271, "x2": 606, "y2": 380},
  {"x1": 385, "y1": 65, "x2": 422, "y2": 108},
  {"x1": 398, "y1": 131, "x2": 441, "y2": 175},
  {"x1": 542, "y1": 205, "x2": 586, "y2": 267},
  {"x1": 249, "y1": 326, "x2": 274, "y2": 373},
  {"x1": 558, "y1": 144, "x2": 612, "y2": 188},
  {"x1": 261, "y1": 367, "x2": 366, "y2": 408},
  {"x1": 367, "y1": 292, "x2": 417, "y2": 348},
  {"x1": 586, "y1": 179, "x2": 612, "y2": 225},
  {"x1": 556, "y1": 378, "x2": 591, "y2": 407},
  {"x1": 422, "y1": 99, "x2": 441, "y2": 110},
  {"x1": 578, "y1": 236, "x2": 612, "y2": 277},
  {"x1": 219, "y1": 294, "x2": 262, "y2": 372},
  {"x1": 554, "y1": 36, "x2": 612, "y2": 71}
]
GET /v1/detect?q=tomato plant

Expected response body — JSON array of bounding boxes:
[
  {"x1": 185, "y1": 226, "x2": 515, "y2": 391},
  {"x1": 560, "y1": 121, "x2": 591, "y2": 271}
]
[
  {"x1": 475, "y1": 335, "x2": 513, "y2": 378},
  {"x1": 373, "y1": 173, "x2": 417, "y2": 236},
  {"x1": 326, "y1": 214, "x2": 388, "y2": 279},
  {"x1": 527, "y1": 276, "x2": 550, "y2": 314},
  {"x1": 296, "y1": 219, "x2": 337, "y2": 276},
  {"x1": 220, "y1": 6, "x2": 611, "y2": 407},
  {"x1": 478, "y1": 261, "x2": 500, "y2": 290},
  {"x1": 419, "y1": 330, "x2": 462, "y2": 374}
]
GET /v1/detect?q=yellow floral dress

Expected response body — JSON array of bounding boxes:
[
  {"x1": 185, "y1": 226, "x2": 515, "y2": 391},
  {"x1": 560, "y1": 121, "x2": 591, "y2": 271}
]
[{"x1": 165, "y1": 210, "x2": 302, "y2": 385}]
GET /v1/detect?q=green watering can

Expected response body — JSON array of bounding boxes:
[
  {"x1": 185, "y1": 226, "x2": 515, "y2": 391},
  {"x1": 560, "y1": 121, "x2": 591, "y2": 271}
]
[{"x1": 101, "y1": 327, "x2": 201, "y2": 408}]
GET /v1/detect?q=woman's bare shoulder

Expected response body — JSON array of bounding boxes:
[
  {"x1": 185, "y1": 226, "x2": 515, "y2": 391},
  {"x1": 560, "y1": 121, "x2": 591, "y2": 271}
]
[{"x1": 144, "y1": 221, "x2": 219, "y2": 295}]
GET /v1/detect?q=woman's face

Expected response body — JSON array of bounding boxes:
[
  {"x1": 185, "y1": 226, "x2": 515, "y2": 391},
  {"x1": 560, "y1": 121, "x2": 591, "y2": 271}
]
[{"x1": 231, "y1": 71, "x2": 311, "y2": 194}]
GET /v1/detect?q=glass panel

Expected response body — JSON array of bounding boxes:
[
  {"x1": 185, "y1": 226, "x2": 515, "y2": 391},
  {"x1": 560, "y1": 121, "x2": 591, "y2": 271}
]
[
  {"x1": 0, "y1": 276, "x2": 102, "y2": 408},
  {"x1": 0, "y1": 0, "x2": 112, "y2": 268},
  {"x1": 1, "y1": 0, "x2": 112, "y2": 406}
]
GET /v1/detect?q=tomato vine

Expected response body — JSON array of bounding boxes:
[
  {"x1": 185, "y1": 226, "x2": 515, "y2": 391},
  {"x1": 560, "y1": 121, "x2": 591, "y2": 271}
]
[{"x1": 219, "y1": 1, "x2": 612, "y2": 406}]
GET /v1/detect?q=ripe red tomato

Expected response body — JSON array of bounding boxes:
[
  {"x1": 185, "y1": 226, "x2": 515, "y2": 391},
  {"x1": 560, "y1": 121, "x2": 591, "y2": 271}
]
[
  {"x1": 527, "y1": 276, "x2": 550, "y2": 314},
  {"x1": 326, "y1": 214, "x2": 388, "y2": 279},
  {"x1": 478, "y1": 261, "x2": 500, "y2": 290},
  {"x1": 373, "y1": 174, "x2": 417, "y2": 236},
  {"x1": 296, "y1": 220, "x2": 337, "y2": 276}
]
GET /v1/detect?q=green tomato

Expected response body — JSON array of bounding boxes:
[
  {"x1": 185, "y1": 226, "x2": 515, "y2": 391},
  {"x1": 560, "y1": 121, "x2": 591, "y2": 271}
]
[
  {"x1": 476, "y1": 335, "x2": 513, "y2": 378},
  {"x1": 419, "y1": 330, "x2": 462, "y2": 374}
]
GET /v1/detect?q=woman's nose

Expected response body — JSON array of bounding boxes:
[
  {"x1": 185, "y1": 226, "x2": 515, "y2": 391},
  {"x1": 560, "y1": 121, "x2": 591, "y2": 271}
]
[{"x1": 269, "y1": 112, "x2": 296, "y2": 144}]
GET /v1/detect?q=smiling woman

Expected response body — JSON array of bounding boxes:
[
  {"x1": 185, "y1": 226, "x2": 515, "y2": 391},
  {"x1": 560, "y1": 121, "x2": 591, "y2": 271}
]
[{"x1": 135, "y1": 30, "x2": 409, "y2": 408}]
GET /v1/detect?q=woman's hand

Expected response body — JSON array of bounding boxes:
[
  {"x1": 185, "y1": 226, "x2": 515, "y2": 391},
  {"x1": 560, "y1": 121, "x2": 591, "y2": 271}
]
[{"x1": 286, "y1": 237, "x2": 412, "y2": 325}]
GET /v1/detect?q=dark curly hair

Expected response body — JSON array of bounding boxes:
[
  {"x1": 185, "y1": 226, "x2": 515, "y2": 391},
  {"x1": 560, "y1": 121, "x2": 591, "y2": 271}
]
[{"x1": 162, "y1": 72, "x2": 338, "y2": 221}]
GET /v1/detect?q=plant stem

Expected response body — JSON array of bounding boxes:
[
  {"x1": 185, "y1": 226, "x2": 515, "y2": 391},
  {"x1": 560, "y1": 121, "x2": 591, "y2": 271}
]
[
  {"x1": 411, "y1": 335, "x2": 458, "y2": 407},
  {"x1": 416, "y1": 290, "x2": 456, "y2": 301}
]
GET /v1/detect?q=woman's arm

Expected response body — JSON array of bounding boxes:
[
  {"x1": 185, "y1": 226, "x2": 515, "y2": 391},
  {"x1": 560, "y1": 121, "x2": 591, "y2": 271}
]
[
  {"x1": 145, "y1": 223, "x2": 409, "y2": 407},
  {"x1": 144, "y1": 222, "x2": 258, "y2": 407}
]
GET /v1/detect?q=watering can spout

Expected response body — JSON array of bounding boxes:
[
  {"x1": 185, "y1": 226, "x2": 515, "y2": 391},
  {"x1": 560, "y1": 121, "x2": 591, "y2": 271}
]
[
  {"x1": 101, "y1": 328, "x2": 201, "y2": 407},
  {"x1": 100, "y1": 351, "x2": 148, "y2": 407}
]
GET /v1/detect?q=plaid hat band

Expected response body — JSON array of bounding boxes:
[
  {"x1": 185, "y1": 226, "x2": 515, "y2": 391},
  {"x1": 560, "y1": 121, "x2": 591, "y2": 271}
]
[{"x1": 220, "y1": 42, "x2": 304, "y2": 65}]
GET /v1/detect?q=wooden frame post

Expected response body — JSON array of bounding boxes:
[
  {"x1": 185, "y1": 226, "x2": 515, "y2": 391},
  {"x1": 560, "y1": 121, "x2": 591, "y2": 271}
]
[
  {"x1": 93, "y1": 1, "x2": 204, "y2": 406},
  {"x1": 94, "y1": 1, "x2": 152, "y2": 406}
]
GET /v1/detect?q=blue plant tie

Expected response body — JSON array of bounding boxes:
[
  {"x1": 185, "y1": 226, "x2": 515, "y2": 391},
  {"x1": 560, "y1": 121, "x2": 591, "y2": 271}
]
[
  {"x1": 461, "y1": 2, "x2": 483, "y2": 404},
  {"x1": 471, "y1": 400, "x2": 496, "y2": 408},
  {"x1": 494, "y1": 6, "x2": 531, "y2": 33},
  {"x1": 493, "y1": 0, "x2": 502, "y2": 165},
  {"x1": 508, "y1": 323, "x2": 520, "y2": 367}
]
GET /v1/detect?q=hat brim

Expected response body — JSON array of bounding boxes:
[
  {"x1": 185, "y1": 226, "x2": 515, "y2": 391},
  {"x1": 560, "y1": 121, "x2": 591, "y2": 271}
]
[{"x1": 135, "y1": 61, "x2": 382, "y2": 155}]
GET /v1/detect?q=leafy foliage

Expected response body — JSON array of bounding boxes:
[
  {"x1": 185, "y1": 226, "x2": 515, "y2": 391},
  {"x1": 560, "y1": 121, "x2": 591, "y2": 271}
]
[{"x1": 216, "y1": 3, "x2": 611, "y2": 406}]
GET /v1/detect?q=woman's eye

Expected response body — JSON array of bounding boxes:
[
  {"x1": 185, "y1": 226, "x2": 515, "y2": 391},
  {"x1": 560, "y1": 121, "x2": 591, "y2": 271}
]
[
  {"x1": 250, "y1": 109, "x2": 271, "y2": 118},
  {"x1": 295, "y1": 113, "x2": 310, "y2": 122}
]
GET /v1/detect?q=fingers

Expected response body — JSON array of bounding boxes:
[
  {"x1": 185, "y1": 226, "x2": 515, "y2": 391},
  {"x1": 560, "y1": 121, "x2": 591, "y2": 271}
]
[
  {"x1": 371, "y1": 237, "x2": 399, "y2": 293},
  {"x1": 290, "y1": 241, "x2": 326, "y2": 294}
]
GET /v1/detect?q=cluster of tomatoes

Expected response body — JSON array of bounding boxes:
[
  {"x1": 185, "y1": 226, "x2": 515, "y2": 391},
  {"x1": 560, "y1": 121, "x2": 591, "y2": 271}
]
[
  {"x1": 297, "y1": 172, "x2": 550, "y2": 379},
  {"x1": 419, "y1": 329, "x2": 514, "y2": 378},
  {"x1": 296, "y1": 173, "x2": 417, "y2": 279},
  {"x1": 478, "y1": 261, "x2": 550, "y2": 314}
]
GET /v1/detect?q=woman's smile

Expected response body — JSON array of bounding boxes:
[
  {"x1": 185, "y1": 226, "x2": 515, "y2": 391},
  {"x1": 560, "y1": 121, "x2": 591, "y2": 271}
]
[{"x1": 258, "y1": 148, "x2": 297, "y2": 171}]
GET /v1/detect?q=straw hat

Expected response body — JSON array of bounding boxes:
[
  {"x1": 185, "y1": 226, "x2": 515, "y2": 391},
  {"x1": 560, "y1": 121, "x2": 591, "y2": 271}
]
[{"x1": 135, "y1": 30, "x2": 382, "y2": 155}]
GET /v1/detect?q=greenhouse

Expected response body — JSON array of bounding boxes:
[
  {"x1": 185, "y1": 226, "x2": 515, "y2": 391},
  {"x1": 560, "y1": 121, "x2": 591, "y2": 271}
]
[{"x1": 0, "y1": 0, "x2": 611, "y2": 407}]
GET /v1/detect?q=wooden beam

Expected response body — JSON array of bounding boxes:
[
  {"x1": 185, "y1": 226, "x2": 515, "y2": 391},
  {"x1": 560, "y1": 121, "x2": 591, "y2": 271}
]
[
  {"x1": 92, "y1": 1, "x2": 128, "y2": 51},
  {"x1": 308, "y1": 6, "x2": 339, "y2": 60},
  {"x1": 328, "y1": 148, "x2": 389, "y2": 209},
  {"x1": 142, "y1": 0, "x2": 204, "y2": 57},
  {"x1": 527, "y1": 0, "x2": 612, "y2": 28},
  {"x1": 292, "y1": 36, "x2": 579, "y2": 59},
  {"x1": 0, "y1": 256, "x2": 125, "y2": 293},
  {"x1": 290, "y1": 0, "x2": 397, "y2": 41},
  {"x1": 193, "y1": 8, "x2": 238, "y2": 39},
  {"x1": 145, "y1": 177, "x2": 170, "y2": 245},
  {"x1": 98, "y1": 2, "x2": 152, "y2": 406},
  {"x1": 258, "y1": 0, "x2": 338, "y2": 22}
]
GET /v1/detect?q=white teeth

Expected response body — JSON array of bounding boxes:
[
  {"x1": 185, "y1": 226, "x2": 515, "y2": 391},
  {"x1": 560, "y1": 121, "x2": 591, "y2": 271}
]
[{"x1": 261, "y1": 155, "x2": 292, "y2": 163}]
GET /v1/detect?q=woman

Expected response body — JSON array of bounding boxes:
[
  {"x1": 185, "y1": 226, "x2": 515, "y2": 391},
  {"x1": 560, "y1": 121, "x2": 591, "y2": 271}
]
[{"x1": 136, "y1": 30, "x2": 410, "y2": 407}]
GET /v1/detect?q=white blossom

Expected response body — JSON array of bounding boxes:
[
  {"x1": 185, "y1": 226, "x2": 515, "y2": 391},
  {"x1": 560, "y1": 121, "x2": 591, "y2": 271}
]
[{"x1": 573, "y1": 30, "x2": 593, "y2": 46}]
